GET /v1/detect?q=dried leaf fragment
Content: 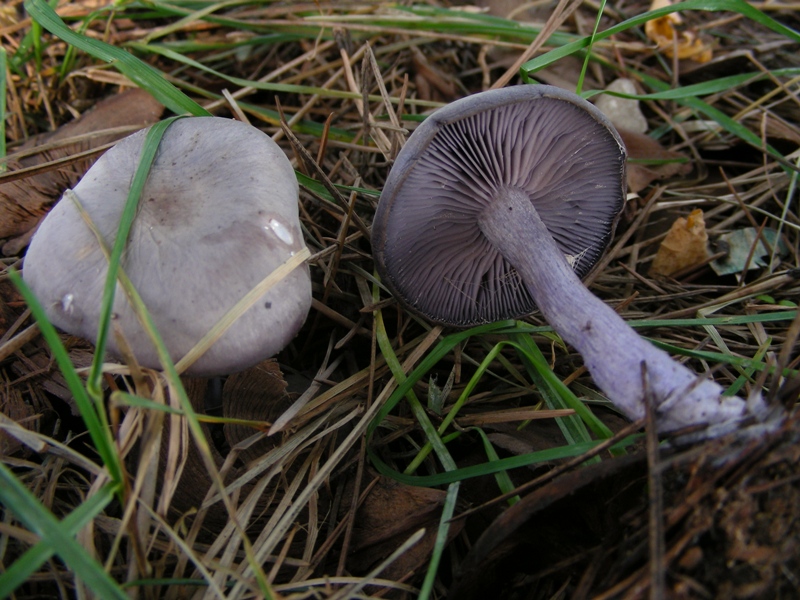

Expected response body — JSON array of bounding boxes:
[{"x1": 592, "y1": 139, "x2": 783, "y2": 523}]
[
  {"x1": 710, "y1": 228, "x2": 789, "y2": 277},
  {"x1": 644, "y1": 0, "x2": 713, "y2": 63},
  {"x1": 343, "y1": 475, "x2": 463, "y2": 580},
  {"x1": 0, "y1": 89, "x2": 164, "y2": 250},
  {"x1": 650, "y1": 209, "x2": 709, "y2": 277},
  {"x1": 619, "y1": 128, "x2": 692, "y2": 193}
]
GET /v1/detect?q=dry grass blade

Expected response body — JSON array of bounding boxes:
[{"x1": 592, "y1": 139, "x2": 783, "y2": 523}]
[
  {"x1": 174, "y1": 248, "x2": 311, "y2": 375},
  {"x1": 2, "y1": 0, "x2": 799, "y2": 598}
]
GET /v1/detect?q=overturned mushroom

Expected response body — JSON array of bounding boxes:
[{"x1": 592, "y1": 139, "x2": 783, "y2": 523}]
[
  {"x1": 372, "y1": 85, "x2": 762, "y2": 433},
  {"x1": 24, "y1": 117, "x2": 311, "y2": 377}
]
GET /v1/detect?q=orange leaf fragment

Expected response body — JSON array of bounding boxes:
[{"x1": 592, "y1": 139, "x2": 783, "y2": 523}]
[
  {"x1": 650, "y1": 209, "x2": 710, "y2": 277},
  {"x1": 644, "y1": 0, "x2": 713, "y2": 63}
]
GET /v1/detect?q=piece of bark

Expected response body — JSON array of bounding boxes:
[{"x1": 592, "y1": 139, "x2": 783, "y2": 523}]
[{"x1": 0, "y1": 88, "x2": 164, "y2": 249}]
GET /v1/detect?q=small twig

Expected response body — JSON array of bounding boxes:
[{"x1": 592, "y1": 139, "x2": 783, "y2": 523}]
[
  {"x1": 491, "y1": 0, "x2": 585, "y2": 89},
  {"x1": 644, "y1": 363, "x2": 666, "y2": 600}
]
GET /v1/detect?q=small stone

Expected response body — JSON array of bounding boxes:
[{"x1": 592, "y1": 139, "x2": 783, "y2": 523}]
[{"x1": 594, "y1": 79, "x2": 648, "y2": 134}]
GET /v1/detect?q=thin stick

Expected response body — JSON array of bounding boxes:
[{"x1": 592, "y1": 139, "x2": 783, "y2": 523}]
[{"x1": 644, "y1": 363, "x2": 666, "y2": 600}]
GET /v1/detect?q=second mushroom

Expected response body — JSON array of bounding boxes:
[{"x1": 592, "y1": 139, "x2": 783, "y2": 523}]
[
  {"x1": 24, "y1": 116, "x2": 311, "y2": 377},
  {"x1": 372, "y1": 85, "x2": 761, "y2": 433}
]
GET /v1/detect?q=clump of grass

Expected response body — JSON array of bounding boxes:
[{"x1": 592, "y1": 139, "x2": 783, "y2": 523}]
[{"x1": 1, "y1": 0, "x2": 798, "y2": 598}]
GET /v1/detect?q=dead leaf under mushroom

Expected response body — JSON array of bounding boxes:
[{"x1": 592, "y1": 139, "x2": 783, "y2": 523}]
[
  {"x1": 619, "y1": 128, "x2": 693, "y2": 193},
  {"x1": 0, "y1": 88, "x2": 163, "y2": 254},
  {"x1": 341, "y1": 474, "x2": 463, "y2": 581}
]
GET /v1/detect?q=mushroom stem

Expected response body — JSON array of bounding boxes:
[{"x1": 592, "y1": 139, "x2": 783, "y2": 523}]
[{"x1": 479, "y1": 187, "x2": 757, "y2": 432}]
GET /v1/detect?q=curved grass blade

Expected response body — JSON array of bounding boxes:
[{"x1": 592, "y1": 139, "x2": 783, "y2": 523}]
[
  {"x1": 8, "y1": 271, "x2": 123, "y2": 484},
  {"x1": 583, "y1": 69, "x2": 800, "y2": 103},
  {"x1": 24, "y1": 0, "x2": 210, "y2": 116},
  {"x1": 86, "y1": 117, "x2": 184, "y2": 399},
  {"x1": 71, "y1": 198, "x2": 278, "y2": 600},
  {"x1": 521, "y1": 0, "x2": 800, "y2": 77},
  {"x1": 374, "y1": 299, "x2": 460, "y2": 600},
  {"x1": 0, "y1": 464, "x2": 127, "y2": 600},
  {"x1": 512, "y1": 332, "x2": 612, "y2": 444},
  {"x1": 0, "y1": 481, "x2": 116, "y2": 598},
  {"x1": 369, "y1": 436, "x2": 639, "y2": 487}
]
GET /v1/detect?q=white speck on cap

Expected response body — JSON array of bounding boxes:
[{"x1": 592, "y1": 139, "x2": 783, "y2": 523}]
[{"x1": 267, "y1": 217, "x2": 294, "y2": 245}]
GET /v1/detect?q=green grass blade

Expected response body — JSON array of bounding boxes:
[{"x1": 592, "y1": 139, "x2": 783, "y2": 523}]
[
  {"x1": 649, "y1": 339, "x2": 796, "y2": 378},
  {"x1": 8, "y1": 271, "x2": 123, "y2": 483},
  {"x1": 474, "y1": 427, "x2": 519, "y2": 505},
  {"x1": 634, "y1": 70, "x2": 789, "y2": 164},
  {"x1": 24, "y1": 0, "x2": 210, "y2": 116},
  {"x1": 510, "y1": 310, "x2": 797, "y2": 332},
  {"x1": 522, "y1": 0, "x2": 800, "y2": 78},
  {"x1": 127, "y1": 41, "x2": 373, "y2": 100},
  {"x1": 87, "y1": 117, "x2": 183, "y2": 399},
  {"x1": 374, "y1": 310, "x2": 456, "y2": 473},
  {"x1": 0, "y1": 464, "x2": 127, "y2": 599},
  {"x1": 368, "y1": 320, "x2": 517, "y2": 438},
  {"x1": 370, "y1": 436, "x2": 639, "y2": 487},
  {"x1": 512, "y1": 333, "x2": 613, "y2": 440},
  {"x1": 403, "y1": 341, "x2": 508, "y2": 474},
  {"x1": 418, "y1": 481, "x2": 459, "y2": 600},
  {"x1": 348, "y1": 4, "x2": 575, "y2": 46},
  {"x1": 630, "y1": 311, "x2": 798, "y2": 329},
  {"x1": 583, "y1": 69, "x2": 800, "y2": 102},
  {"x1": 374, "y1": 290, "x2": 460, "y2": 600},
  {"x1": 0, "y1": 481, "x2": 116, "y2": 598},
  {"x1": 576, "y1": 0, "x2": 608, "y2": 94},
  {"x1": 724, "y1": 339, "x2": 770, "y2": 396}
]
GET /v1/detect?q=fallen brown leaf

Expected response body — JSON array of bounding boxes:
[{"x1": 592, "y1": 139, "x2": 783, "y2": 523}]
[
  {"x1": 650, "y1": 208, "x2": 710, "y2": 277},
  {"x1": 223, "y1": 359, "x2": 291, "y2": 464},
  {"x1": 644, "y1": 0, "x2": 713, "y2": 63},
  {"x1": 343, "y1": 474, "x2": 463, "y2": 580},
  {"x1": 619, "y1": 128, "x2": 693, "y2": 193},
  {"x1": 0, "y1": 88, "x2": 164, "y2": 253}
]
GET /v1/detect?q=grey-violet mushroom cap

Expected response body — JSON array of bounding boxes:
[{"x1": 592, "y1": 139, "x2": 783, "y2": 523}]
[
  {"x1": 372, "y1": 84, "x2": 626, "y2": 327},
  {"x1": 373, "y1": 85, "x2": 763, "y2": 434},
  {"x1": 23, "y1": 117, "x2": 311, "y2": 377}
]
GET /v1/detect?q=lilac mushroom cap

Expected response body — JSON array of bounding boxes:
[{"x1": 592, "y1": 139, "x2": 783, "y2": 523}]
[
  {"x1": 23, "y1": 117, "x2": 311, "y2": 377},
  {"x1": 372, "y1": 84, "x2": 626, "y2": 327},
  {"x1": 373, "y1": 85, "x2": 761, "y2": 433}
]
